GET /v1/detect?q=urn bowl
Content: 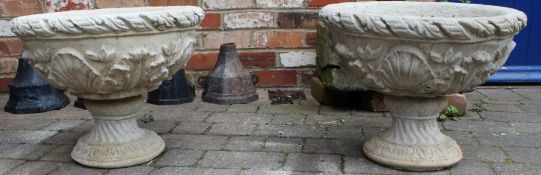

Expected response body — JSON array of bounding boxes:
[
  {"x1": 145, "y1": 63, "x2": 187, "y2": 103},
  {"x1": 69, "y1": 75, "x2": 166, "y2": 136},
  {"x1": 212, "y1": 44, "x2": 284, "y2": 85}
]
[
  {"x1": 10, "y1": 6, "x2": 204, "y2": 168},
  {"x1": 320, "y1": 2, "x2": 527, "y2": 97},
  {"x1": 319, "y1": 1, "x2": 527, "y2": 171},
  {"x1": 11, "y1": 6, "x2": 204, "y2": 100}
]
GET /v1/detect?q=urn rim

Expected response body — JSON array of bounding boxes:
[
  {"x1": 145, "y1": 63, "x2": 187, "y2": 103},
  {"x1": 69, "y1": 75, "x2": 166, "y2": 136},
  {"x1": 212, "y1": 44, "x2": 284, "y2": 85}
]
[
  {"x1": 320, "y1": 1, "x2": 527, "y2": 41},
  {"x1": 10, "y1": 6, "x2": 204, "y2": 38}
]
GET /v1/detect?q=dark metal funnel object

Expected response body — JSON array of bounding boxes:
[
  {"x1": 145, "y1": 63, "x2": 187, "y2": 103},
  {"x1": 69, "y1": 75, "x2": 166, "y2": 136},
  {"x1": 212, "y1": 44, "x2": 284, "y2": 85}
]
[
  {"x1": 147, "y1": 69, "x2": 195, "y2": 105},
  {"x1": 201, "y1": 43, "x2": 258, "y2": 104},
  {"x1": 4, "y1": 58, "x2": 70, "y2": 114}
]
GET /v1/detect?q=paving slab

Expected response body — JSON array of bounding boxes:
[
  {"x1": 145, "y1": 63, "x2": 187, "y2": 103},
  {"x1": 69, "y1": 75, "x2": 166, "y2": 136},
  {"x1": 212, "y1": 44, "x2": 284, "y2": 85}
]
[
  {"x1": 48, "y1": 163, "x2": 106, "y2": 175},
  {"x1": 264, "y1": 137, "x2": 303, "y2": 153},
  {"x1": 207, "y1": 113, "x2": 272, "y2": 123},
  {"x1": 324, "y1": 127, "x2": 363, "y2": 140},
  {"x1": 42, "y1": 120, "x2": 86, "y2": 131},
  {"x1": 208, "y1": 123, "x2": 257, "y2": 135},
  {"x1": 504, "y1": 147, "x2": 541, "y2": 164},
  {"x1": 473, "y1": 132, "x2": 541, "y2": 148},
  {"x1": 478, "y1": 89, "x2": 525, "y2": 101},
  {"x1": 140, "y1": 121, "x2": 177, "y2": 134},
  {"x1": 441, "y1": 131, "x2": 477, "y2": 147},
  {"x1": 284, "y1": 153, "x2": 342, "y2": 173},
  {"x1": 461, "y1": 145, "x2": 506, "y2": 162},
  {"x1": 304, "y1": 114, "x2": 349, "y2": 125},
  {"x1": 161, "y1": 134, "x2": 227, "y2": 150},
  {"x1": 227, "y1": 104, "x2": 259, "y2": 113},
  {"x1": 0, "y1": 159, "x2": 25, "y2": 175},
  {"x1": 195, "y1": 103, "x2": 229, "y2": 112},
  {"x1": 0, "y1": 144, "x2": 55, "y2": 160},
  {"x1": 485, "y1": 103, "x2": 524, "y2": 113},
  {"x1": 443, "y1": 120, "x2": 513, "y2": 133},
  {"x1": 40, "y1": 145, "x2": 74, "y2": 162},
  {"x1": 151, "y1": 102, "x2": 200, "y2": 112},
  {"x1": 450, "y1": 160, "x2": 494, "y2": 175},
  {"x1": 270, "y1": 114, "x2": 306, "y2": 124},
  {"x1": 480, "y1": 112, "x2": 541, "y2": 123},
  {"x1": 150, "y1": 167, "x2": 238, "y2": 175},
  {"x1": 492, "y1": 162, "x2": 541, "y2": 175},
  {"x1": 199, "y1": 151, "x2": 284, "y2": 169},
  {"x1": 171, "y1": 122, "x2": 210, "y2": 134},
  {"x1": 464, "y1": 91, "x2": 487, "y2": 100},
  {"x1": 239, "y1": 170, "x2": 296, "y2": 175},
  {"x1": 106, "y1": 165, "x2": 153, "y2": 175},
  {"x1": 224, "y1": 136, "x2": 265, "y2": 151},
  {"x1": 519, "y1": 100, "x2": 541, "y2": 113},
  {"x1": 511, "y1": 88, "x2": 541, "y2": 100},
  {"x1": 0, "y1": 119, "x2": 55, "y2": 130},
  {"x1": 340, "y1": 115, "x2": 391, "y2": 128},
  {"x1": 344, "y1": 155, "x2": 402, "y2": 174},
  {"x1": 510, "y1": 122, "x2": 541, "y2": 134},
  {"x1": 255, "y1": 124, "x2": 325, "y2": 138},
  {"x1": 43, "y1": 131, "x2": 86, "y2": 145},
  {"x1": 0, "y1": 130, "x2": 57, "y2": 144},
  {"x1": 9, "y1": 161, "x2": 61, "y2": 175},
  {"x1": 258, "y1": 104, "x2": 319, "y2": 115},
  {"x1": 65, "y1": 120, "x2": 94, "y2": 132},
  {"x1": 150, "y1": 111, "x2": 211, "y2": 122},
  {"x1": 156, "y1": 149, "x2": 204, "y2": 166}
]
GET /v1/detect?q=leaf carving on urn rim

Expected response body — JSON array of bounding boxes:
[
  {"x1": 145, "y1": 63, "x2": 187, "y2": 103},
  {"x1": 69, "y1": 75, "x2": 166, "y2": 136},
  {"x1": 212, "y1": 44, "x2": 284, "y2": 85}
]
[
  {"x1": 430, "y1": 47, "x2": 463, "y2": 65},
  {"x1": 71, "y1": 17, "x2": 109, "y2": 34},
  {"x1": 86, "y1": 45, "x2": 116, "y2": 62},
  {"x1": 357, "y1": 44, "x2": 383, "y2": 61},
  {"x1": 383, "y1": 17, "x2": 444, "y2": 39},
  {"x1": 140, "y1": 13, "x2": 177, "y2": 30},
  {"x1": 128, "y1": 48, "x2": 156, "y2": 61},
  {"x1": 47, "y1": 18, "x2": 83, "y2": 34},
  {"x1": 118, "y1": 16, "x2": 153, "y2": 32},
  {"x1": 459, "y1": 20, "x2": 497, "y2": 37},
  {"x1": 334, "y1": 43, "x2": 356, "y2": 60},
  {"x1": 472, "y1": 50, "x2": 492, "y2": 63},
  {"x1": 162, "y1": 41, "x2": 179, "y2": 57},
  {"x1": 32, "y1": 48, "x2": 53, "y2": 62},
  {"x1": 406, "y1": 19, "x2": 445, "y2": 39},
  {"x1": 434, "y1": 20, "x2": 470, "y2": 40}
]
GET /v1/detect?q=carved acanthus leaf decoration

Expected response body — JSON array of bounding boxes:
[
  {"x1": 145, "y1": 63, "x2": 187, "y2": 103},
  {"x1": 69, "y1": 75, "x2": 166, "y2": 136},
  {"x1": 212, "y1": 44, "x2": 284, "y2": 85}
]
[{"x1": 86, "y1": 46, "x2": 115, "y2": 63}]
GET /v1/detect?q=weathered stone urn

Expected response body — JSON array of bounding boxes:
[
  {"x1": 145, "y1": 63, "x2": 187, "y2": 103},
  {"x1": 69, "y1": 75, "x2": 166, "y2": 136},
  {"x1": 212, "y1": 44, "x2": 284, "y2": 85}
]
[
  {"x1": 11, "y1": 6, "x2": 204, "y2": 168},
  {"x1": 319, "y1": 2, "x2": 527, "y2": 171}
]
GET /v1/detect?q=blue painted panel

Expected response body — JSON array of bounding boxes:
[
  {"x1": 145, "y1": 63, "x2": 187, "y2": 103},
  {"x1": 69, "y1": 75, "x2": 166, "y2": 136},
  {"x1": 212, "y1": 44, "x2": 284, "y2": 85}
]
[{"x1": 446, "y1": 0, "x2": 541, "y2": 83}]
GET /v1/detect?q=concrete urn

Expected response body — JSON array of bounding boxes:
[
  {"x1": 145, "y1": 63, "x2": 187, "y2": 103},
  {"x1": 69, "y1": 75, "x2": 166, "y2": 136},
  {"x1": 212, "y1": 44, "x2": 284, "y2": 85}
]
[
  {"x1": 10, "y1": 6, "x2": 204, "y2": 168},
  {"x1": 319, "y1": 2, "x2": 527, "y2": 171}
]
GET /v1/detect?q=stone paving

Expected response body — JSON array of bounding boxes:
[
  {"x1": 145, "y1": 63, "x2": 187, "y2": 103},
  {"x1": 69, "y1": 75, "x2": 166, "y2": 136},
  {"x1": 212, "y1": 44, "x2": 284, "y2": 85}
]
[{"x1": 0, "y1": 87, "x2": 540, "y2": 175}]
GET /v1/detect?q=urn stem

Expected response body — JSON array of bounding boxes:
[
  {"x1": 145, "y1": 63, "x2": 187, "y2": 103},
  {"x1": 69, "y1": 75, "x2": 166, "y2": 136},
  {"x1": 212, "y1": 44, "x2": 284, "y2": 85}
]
[
  {"x1": 71, "y1": 95, "x2": 165, "y2": 168},
  {"x1": 363, "y1": 95, "x2": 462, "y2": 171}
]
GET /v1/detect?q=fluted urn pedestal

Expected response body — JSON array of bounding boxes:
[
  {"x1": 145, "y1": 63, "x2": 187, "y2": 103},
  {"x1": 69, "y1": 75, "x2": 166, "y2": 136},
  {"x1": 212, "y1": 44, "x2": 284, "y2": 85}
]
[
  {"x1": 11, "y1": 6, "x2": 204, "y2": 168},
  {"x1": 319, "y1": 2, "x2": 527, "y2": 171}
]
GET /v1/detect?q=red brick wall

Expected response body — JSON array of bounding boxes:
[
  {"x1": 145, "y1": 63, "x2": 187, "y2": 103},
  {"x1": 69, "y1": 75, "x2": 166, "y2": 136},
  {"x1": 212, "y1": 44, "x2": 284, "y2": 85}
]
[{"x1": 0, "y1": 0, "x2": 424, "y2": 92}]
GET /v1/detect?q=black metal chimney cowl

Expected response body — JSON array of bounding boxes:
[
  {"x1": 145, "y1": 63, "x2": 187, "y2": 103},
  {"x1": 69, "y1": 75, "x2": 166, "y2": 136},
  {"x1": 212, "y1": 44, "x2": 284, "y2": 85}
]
[
  {"x1": 201, "y1": 43, "x2": 258, "y2": 104},
  {"x1": 4, "y1": 58, "x2": 69, "y2": 114},
  {"x1": 147, "y1": 69, "x2": 195, "y2": 105}
]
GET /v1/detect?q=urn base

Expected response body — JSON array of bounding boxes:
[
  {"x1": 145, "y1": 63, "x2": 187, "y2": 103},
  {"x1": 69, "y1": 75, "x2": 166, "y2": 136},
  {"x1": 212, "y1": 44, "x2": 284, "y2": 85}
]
[
  {"x1": 71, "y1": 95, "x2": 164, "y2": 168},
  {"x1": 72, "y1": 129, "x2": 164, "y2": 168},
  {"x1": 363, "y1": 95, "x2": 462, "y2": 171}
]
